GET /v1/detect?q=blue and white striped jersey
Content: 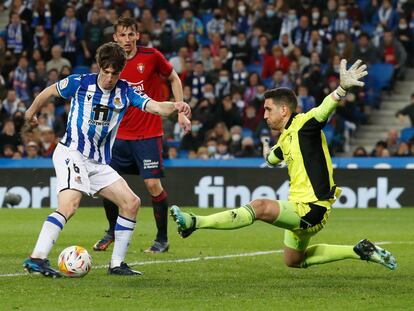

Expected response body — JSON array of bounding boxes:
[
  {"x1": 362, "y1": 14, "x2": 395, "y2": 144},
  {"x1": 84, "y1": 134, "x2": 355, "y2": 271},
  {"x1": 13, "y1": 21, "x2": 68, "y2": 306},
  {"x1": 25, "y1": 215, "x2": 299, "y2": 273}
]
[{"x1": 57, "y1": 74, "x2": 150, "y2": 164}]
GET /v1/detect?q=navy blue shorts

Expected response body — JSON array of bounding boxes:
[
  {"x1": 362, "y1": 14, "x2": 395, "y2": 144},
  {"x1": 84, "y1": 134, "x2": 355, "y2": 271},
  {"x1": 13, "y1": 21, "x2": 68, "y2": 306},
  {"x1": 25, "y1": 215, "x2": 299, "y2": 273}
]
[{"x1": 109, "y1": 137, "x2": 164, "y2": 179}]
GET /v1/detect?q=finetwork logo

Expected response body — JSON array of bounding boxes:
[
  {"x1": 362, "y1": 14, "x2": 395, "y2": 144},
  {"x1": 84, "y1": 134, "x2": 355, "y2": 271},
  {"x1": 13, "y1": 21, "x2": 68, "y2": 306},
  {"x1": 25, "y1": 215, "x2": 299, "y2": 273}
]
[
  {"x1": 194, "y1": 176, "x2": 404, "y2": 208},
  {"x1": 195, "y1": 176, "x2": 289, "y2": 208}
]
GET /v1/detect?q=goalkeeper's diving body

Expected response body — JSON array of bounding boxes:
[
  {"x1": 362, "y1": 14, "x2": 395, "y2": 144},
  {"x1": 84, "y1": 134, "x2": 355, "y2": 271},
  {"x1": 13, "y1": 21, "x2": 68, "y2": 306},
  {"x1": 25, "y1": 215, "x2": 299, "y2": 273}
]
[{"x1": 171, "y1": 59, "x2": 397, "y2": 270}]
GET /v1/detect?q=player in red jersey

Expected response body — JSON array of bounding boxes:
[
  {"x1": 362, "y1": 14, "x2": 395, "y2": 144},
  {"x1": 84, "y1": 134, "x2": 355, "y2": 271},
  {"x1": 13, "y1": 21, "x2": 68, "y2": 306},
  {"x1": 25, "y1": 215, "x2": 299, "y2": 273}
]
[{"x1": 93, "y1": 17, "x2": 190, "y2": 253}]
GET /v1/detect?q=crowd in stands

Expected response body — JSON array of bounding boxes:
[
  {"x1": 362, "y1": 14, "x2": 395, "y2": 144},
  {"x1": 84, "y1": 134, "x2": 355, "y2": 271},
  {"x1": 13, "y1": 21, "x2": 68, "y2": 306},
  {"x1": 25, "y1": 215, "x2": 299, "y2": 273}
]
[{"x1": 0, "y1": 0, "x2": 414, "y2": 160}]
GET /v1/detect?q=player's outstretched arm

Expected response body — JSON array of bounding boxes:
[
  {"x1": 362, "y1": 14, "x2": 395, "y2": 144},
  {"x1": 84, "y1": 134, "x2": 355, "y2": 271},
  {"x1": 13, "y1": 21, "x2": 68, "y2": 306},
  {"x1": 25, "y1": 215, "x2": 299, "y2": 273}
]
[
  {"x1": 312, "y1": 59, "x2": 368, "y2": 123},
  {"x1": 25, "y1": 84, "x2": 60, "y2": 127},
  {"x1": 168, "y1": 70, "x2": 191, "y2": 133},
  {"x1": 145, "y1": 100, "x2": 191, "y2": 118}
]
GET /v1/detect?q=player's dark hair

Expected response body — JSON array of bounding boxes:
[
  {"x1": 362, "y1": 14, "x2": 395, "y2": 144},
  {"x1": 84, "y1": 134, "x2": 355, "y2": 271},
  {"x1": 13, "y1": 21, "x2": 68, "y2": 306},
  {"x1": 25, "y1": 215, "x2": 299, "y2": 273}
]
[
  {"x1": 114, "y1": 17, "x2": 138, "y2": 33},
  {"x1": 96, "y1": 42, "x2": 126, "y2": 73},
  {"x1": 264, "y1": 87, "x2": 298, "y2": 112}
]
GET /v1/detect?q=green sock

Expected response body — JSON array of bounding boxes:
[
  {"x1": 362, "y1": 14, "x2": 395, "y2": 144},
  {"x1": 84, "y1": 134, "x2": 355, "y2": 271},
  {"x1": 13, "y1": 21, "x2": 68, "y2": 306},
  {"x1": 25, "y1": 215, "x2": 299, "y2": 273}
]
[
  {"x1": 301, "y1": 244, "x2": 360, "y2": 268},
  {"x1": 196, "y1": 204, "x2": 255, "y2": 229}
]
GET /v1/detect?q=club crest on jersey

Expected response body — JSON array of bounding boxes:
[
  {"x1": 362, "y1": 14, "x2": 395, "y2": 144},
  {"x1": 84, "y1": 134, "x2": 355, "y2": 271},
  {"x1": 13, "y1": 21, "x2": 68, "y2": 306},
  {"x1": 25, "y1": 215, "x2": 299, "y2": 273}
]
[
  {"x1": 137, "y1": 63, "x2": 145, "y2": 73},
  {"x1": 114, "y1": 97, "x2": 123, "y2": 109}
]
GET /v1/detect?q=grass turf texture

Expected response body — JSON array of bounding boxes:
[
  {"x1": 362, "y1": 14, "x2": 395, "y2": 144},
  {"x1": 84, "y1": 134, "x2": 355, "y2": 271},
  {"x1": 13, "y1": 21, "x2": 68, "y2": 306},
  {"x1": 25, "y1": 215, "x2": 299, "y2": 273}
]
[{"x1": 0, "y1": 208, "x2": 413, "y2": 311}]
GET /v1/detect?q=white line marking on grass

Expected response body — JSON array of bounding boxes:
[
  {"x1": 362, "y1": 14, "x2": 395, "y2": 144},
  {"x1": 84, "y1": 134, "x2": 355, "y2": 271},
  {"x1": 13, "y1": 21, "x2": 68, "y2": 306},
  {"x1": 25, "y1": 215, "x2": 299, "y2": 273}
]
[
  {"x1": 376, "y1": 241, "x2": 414, "y2": 245},
  {"x1": 1, "y1": 242, "x2": 411, "y2": 278},
  {"x1": 94, "y1": 250, "x2": 283, "y2": 269},
  {"x1": 0, "y1": 250, "x2": 283, "y2": 278}
]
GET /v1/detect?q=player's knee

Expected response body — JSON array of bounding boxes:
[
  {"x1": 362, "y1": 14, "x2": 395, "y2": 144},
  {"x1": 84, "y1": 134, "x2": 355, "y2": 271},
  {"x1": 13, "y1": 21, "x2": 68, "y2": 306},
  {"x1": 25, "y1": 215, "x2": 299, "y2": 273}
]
[
  {"x1": 119, "y1": 194, "x2": 140, "y2": 216},
  {"x1": 129, "y1": 195, "x2": 141, "y2": 214},
  {"x1": 284, "y1": 257, "x2": 302, "y2": 268},
  {"x1": 250, "y1": 199, "x2": 268, "y2": 219},
  {"x1": 144, "y1": 179, "x2": 163, "y2": 196}
]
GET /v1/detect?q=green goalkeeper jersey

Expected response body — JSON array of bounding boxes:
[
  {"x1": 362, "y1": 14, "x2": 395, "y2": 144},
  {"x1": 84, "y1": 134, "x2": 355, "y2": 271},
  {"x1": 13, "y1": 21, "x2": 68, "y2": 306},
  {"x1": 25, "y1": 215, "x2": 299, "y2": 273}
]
[{"x1": 267, "y1": 95, "x2": 340, "y2": 203}]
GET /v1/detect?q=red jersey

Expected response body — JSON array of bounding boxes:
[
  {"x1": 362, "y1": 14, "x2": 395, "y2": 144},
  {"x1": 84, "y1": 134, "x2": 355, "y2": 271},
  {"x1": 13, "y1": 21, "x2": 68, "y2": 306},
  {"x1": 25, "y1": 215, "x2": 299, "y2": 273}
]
[{"x1": 117, "y1": 46, "x2": 173, "y2": 140}]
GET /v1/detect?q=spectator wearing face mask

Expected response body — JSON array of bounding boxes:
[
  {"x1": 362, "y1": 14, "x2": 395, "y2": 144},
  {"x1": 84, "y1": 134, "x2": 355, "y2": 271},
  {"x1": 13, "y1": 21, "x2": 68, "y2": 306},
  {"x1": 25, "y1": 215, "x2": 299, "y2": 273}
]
[
  {"x1": 215, "y1": 69, "x2": 231, "y2": 98},
  {"x1": 328, "y1": 32, "x2": 353, "y2": 60},
  {"x1": 331, "y1": 5, "x2": 352, "y2": 33},
  {"x1": 279, "y1": 9, "x2": 299, "y2": 41},
  {"x1": 206, "y1": 138, "x2": 218, "y2": 158},
  {"x1": 206, "y1": 8, "x2": 225, "y2": 36},
  {"x1": 254, "y1": 3, "x2": 283, "y2": 41},
  {"x1": 395, "y1": 17, "x2": 413, "y2": 65},
  {"x1": 310, "y1": 7, "x2": 322, "y2": 30},
  {"x1": 228, "y1": 125, "x2": 243, "y2": 155},
  {"x1": 39, "y1": 126, "x2": 57, "y2": 158},
  {"x1": 231, "y1": 32, "x2": 251, "y2": 66}
]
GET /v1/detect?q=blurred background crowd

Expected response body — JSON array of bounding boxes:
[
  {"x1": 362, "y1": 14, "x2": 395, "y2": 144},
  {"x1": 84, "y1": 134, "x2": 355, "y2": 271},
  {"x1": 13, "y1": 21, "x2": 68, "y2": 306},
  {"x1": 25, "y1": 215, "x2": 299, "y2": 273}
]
[{"x1": 0, "y1": 0, "x2": 414, "y2": 160}]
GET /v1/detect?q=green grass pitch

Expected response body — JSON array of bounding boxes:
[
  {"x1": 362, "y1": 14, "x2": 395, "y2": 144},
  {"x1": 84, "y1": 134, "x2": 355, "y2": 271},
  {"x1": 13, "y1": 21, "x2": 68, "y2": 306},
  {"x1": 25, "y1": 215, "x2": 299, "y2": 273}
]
[{"x1": 1, "y1": 208, "x2": 413, "y2": 311}]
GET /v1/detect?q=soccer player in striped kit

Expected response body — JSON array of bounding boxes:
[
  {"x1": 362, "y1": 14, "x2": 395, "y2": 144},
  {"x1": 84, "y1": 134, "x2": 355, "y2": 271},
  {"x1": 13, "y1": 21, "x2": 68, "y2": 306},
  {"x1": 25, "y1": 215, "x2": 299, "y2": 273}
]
[
  {"x1": 93, "y1": 17, "x2": 190, "y2": 253},
  {"x1": 23, "y1": 42, "x2": 191, "y2": 277}
]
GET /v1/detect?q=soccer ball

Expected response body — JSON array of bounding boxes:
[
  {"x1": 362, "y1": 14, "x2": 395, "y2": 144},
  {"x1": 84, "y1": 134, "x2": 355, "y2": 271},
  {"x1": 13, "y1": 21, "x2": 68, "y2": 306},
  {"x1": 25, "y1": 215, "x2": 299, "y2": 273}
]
[{"x1": 58, "y1": 246, "x2": 92, "y2": 277}]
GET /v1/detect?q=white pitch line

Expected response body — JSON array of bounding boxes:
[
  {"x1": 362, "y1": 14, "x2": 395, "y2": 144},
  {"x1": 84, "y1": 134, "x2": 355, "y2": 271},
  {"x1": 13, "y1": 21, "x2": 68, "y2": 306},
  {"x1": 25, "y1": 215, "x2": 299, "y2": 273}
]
[
  {"x1": 0, "y1": 250, "x2": 282, "y2": 278},
  {"x1": 1, "y1": 241, "x2": 412, "y2": 278}
]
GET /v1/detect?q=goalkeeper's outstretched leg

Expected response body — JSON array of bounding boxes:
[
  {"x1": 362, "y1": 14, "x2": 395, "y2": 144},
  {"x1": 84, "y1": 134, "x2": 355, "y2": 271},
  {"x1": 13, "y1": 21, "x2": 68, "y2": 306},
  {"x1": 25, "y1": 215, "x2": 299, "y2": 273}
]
[{"x1": 170, "y1": 201, "x2": 397, "y2": 270}]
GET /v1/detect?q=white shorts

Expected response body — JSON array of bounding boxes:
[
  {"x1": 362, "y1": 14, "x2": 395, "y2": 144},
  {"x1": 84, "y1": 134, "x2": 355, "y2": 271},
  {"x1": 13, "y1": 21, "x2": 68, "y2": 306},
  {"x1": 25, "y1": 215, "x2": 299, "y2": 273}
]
[{"x1": 53, "y1": 143, "x2": 122, "y2": 196}]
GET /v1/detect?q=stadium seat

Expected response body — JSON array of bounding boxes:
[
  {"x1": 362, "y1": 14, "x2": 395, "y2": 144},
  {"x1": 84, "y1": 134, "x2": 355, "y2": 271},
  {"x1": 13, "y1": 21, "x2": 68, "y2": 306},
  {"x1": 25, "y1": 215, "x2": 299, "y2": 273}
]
[
  {"x1": 364, "y1": 63, "x2": 393, "y2": 108},
  {"x1": 365, "y1": 63, "x2": 394, "y2": 91},
  {"x1": 400, "y1": 127, "x2": 414, "y2": 142},
  {"x1": 360, "y1": 23, "x2": 375, "y2": 36},
  {"x1": 178, "y1": 150, "x2": 189, "y2": 158},
  {"x1": 166, "y1": 140, "x2": 181, "y2": 148},
  {"x1": 72, "y1": 66, "x2": 90, "y2": 74},
  {"x1": 357, "y1": 0, "x2": 371, "y2": 10},
  {"x1": 242, "y1": 127, "x2": 253, "y2": 138},
  {"x1": 262, "y1": 78, "x2": 273, "y2": 89},
  {"x1": 246, "y1": 64, "x2": 262, "y2": 75}
]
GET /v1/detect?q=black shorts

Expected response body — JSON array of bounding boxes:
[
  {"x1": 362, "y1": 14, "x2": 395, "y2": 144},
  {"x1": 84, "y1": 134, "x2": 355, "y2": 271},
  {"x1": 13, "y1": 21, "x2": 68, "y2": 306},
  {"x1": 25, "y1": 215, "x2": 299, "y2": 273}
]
[{"x1": 109, "y1": 137, "x2": 164, "y2": 179}]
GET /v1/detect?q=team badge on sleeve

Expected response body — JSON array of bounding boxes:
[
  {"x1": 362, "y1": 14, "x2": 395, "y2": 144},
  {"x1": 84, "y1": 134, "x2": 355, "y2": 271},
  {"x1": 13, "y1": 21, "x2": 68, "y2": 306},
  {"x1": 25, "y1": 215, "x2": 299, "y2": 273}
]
[
  {"x1": 59, "y1": 78, "x2": 69, "y2": 89},
  {"x1": 137, "y1": 63, "x2": 145, "y2": 73}
]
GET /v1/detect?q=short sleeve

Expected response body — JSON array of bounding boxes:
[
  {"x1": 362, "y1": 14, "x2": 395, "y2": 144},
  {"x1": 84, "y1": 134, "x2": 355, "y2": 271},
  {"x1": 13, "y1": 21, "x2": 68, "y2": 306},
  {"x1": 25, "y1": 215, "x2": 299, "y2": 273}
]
[
  {"x1": 56, "y1": 74, "x2": 81, "y2": 99},
  {"x1": 155, "y1": 49, "x2": 173, "y2": 78},
  {"x1": 127, "y1": 87, "x2": 151, "y2": 110}
]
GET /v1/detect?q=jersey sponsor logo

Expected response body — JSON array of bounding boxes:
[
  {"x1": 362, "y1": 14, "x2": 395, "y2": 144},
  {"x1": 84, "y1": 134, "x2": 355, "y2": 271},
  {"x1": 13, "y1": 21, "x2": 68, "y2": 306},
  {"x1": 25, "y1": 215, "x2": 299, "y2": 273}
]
[
  {"x1": 129, "y1": 80, "x2": 145, "y2": 92},
  {"x1": 137, "y1": 63, "x2": 145, "y2": 73},
  {"x1": 143, "y1": 159, "x2": 159, "y2": 169},
  {"x1": 89, "y1": 104, "x2": 110, "y2": 126},
  {"x1": 59, "y1": 78, "x2": 69, "y2": 89}
]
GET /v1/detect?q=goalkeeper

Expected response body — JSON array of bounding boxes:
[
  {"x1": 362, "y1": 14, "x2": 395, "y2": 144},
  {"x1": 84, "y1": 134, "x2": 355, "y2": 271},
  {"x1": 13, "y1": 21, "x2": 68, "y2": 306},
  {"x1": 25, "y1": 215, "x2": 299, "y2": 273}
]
[{"x1": 171, "y1": 59, "x2": 397, "y2": 270}]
